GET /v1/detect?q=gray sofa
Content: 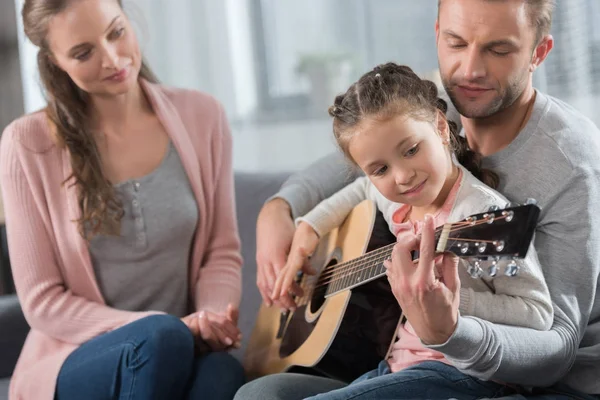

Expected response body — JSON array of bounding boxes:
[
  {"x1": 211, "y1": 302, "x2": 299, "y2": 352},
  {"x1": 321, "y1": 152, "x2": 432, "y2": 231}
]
[{"x1": 0, "y1": 171, "x2": 290, "y2": 399}]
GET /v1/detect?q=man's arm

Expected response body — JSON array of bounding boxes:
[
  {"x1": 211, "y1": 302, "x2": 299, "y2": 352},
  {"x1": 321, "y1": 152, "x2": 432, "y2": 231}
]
[
  {"x1": 273, "y1": 151, "x2": 361, "y2": 219},
  {"x1": 256, "y1": 151, "x2": 360, "y2": 306},
  {"x1": 428, "y1": 169, "x2": 600, "y2": 388}
]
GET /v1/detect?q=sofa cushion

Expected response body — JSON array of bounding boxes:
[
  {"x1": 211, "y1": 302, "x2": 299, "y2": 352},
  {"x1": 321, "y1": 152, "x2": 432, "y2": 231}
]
[
  {"x1": 0, "y1": 294, "x2": 28, "y2": 379},
  {"x1": 230, "y1": 172, "x2": 290, "y2": 361},
  {"x1": 0, "y1": 377, "x2": 9, "y2": 400}
]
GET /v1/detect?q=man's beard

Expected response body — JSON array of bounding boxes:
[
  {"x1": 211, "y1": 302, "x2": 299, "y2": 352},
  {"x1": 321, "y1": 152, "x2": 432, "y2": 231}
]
[{"x1": 441, "y1": 77, "x2": 523, "y2": 119}]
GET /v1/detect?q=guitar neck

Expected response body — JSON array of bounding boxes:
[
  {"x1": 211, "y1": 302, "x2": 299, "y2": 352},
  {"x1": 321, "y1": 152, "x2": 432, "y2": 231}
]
[
  {"x1": 324, "y1": 229, "x2": 443, "y2": 297},
  {"x1": 324, "y1": 203, "x2": 540, "y2": 297},
  {"x1": 324, "y1": 243, "x2": 393, "y2": 297}
]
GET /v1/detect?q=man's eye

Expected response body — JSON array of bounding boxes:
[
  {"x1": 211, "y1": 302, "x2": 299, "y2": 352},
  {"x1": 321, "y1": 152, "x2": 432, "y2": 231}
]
[{"x1": 490, "y1": 49, "x2": 510, "y2": 56}]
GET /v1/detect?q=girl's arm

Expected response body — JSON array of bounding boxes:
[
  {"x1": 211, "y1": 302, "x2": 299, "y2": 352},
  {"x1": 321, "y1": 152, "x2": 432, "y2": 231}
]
[{"x1": 297, "y1": 176, "x2": 376, "y2": 236}]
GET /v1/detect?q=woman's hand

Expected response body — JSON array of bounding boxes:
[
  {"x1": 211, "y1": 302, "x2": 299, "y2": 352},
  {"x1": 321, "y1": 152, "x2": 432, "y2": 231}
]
[
  {"x1": 181, "y1": 304, "x2": 241, "y2": 353},
  {"x1": 384, "y1": 215, "x2": 461, "y2": 345},
  {"x1": 271, "y1": 222, "x2": 319, "y2": 311},
  {"x1": 255, "y1": 198, "x2": 297, "y2": 307}
]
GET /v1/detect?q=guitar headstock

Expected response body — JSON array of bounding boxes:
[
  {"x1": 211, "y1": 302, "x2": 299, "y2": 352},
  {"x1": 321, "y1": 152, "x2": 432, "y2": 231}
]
[{"x1": 436, "y1": 200, "x2": 540, "y2": 278}]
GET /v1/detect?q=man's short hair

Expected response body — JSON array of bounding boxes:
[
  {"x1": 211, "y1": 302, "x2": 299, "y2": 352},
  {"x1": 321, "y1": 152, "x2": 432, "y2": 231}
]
[{"x1": 438, "y1": 0, "x2": 555, "y2": 45}]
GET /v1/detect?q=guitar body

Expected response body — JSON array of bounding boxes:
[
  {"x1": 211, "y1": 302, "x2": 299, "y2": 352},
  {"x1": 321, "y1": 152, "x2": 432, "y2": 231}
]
[{"x1": 245, "y1": 200, "x2": 401, "y2": 382}]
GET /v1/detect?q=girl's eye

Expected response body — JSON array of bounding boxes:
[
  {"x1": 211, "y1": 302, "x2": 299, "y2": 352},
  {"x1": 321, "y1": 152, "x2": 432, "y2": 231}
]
[
  {"x1": 75, "y1": 49, "x2": 92, "y2": 61},
  {"x1": 405, "y1": 144, "x2": 419, "y2": 157},
  {"x1": 373, "y1": 165, "x2": 388, "y2": 176}
]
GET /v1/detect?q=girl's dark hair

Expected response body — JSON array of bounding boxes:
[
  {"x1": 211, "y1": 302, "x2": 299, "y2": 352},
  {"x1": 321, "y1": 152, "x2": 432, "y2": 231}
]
[
  {"x1": 328, "y1": 62, "x2": 498, "y2": 189},
  {"x1": 22, "y1": 0, "x2": 159, "y2": 239}
]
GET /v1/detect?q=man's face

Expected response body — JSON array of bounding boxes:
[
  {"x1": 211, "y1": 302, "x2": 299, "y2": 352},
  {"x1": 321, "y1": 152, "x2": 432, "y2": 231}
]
[{"x1": 436, "y1": 0, "x2": 538, "y2": 119}]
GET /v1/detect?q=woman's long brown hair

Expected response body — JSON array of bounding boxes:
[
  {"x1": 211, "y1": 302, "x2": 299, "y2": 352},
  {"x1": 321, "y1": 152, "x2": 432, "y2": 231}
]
[{"x1": 22, "y1": 0, "x2": 158, "y2": 240}]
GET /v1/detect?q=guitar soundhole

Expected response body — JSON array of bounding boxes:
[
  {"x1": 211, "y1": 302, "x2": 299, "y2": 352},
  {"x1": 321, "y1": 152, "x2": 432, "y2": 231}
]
[{"x1": 309, "y1": 259, "x2": 337, "y2": 314}]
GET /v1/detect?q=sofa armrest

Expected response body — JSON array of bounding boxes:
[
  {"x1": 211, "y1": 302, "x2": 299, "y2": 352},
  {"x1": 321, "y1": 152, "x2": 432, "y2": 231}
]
[{"x1": 0, "y1": 294, "x2": 29, "y2": 378}]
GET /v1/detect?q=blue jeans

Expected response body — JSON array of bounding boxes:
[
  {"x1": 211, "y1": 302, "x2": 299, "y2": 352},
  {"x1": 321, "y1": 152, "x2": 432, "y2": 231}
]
[
  {"x1": 306, "y1": 360, "x2": 517, "y2": 400},
  {"x1": 55, "y1": 315, "x2": 245, "y2": 400},
  {"x1": 234, "y1": 361, "x2": 516, "y2": 400}
]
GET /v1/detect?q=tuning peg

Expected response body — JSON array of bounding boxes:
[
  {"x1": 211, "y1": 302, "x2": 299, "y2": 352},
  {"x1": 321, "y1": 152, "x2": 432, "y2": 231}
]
[
  {"x1": 525, "y1": 198, "x2": 538, "y2": 206},
  {"x1": 476, "y1": 242, "x2": 487, "y2": 253},
  {"x1": 487, "y1": 260, "x2": 498, "y2": 277},
  {"x1": 482, "y1": 213, "x2": 495, "y2": 224},
  {"x1": 504, "y1": 260, "x2": 520, "y2": 277},
  {"x1": 493, "y1": 240, "x2": 505, "y2": 252},
  {"x1": 501, "y1": 210, "x2": 515, "y2": 222},
  {"x1": 487, "y1": 205, "x2": 500, "y2": 212},
  {"x1": 467, "y1": 260, "x2": 483, "y2": 278}
]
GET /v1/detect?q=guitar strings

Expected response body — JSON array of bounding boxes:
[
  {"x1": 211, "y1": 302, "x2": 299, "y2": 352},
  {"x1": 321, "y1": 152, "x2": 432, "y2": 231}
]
[
  {"x1": 313, "y1": 216, "x2": 504, "y2": 285},
  {"x1": 292, "y1": 215, "x2": 511, "y2": 306},
  {"x1": 294, "y1": 214, "x2": 512, "y2": 302}
]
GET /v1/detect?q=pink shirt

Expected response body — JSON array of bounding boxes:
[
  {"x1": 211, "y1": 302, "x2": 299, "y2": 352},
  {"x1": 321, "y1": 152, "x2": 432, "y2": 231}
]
[
  {"x1": 387, "y1": 169, "x2": 462, "y2": 373},
  {"x1": 0, "y1": 80, "x2": 242, "y2": 399}
]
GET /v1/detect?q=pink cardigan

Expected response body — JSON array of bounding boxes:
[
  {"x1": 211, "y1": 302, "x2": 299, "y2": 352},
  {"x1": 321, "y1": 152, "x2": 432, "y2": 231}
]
[{"x1": 0, "y1": 80, "x2": 243, "y2": 400}]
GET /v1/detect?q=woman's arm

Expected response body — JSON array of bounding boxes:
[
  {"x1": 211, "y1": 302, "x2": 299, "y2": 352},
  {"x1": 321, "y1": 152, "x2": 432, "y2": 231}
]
[
  {"x1": 192, "y1": 105, "x2": 243, "y2": 315},
  {"x1": 0, "y1": 128, "x2": 162, "y2": 346}
]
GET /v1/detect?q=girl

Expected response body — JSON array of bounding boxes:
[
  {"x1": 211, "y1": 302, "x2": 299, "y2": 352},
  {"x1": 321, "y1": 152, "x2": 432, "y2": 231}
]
[
  {"x1": 1, "y1": 0, "x2": 244, "y2": 399},
  {"x1": 269, "y1": 63, "x2": 552, "y2": 399}
]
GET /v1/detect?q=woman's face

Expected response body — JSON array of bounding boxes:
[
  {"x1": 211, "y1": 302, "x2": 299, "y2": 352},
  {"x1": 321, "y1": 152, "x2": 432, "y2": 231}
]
[{"x1": 46, "y1": 0, "x2": 142, "y2": 97}]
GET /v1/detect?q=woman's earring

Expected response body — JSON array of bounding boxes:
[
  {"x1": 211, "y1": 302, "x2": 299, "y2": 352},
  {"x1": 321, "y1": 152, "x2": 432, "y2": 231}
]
[{"x1": 442, "y1": 138, "x2": 449, "y2": 145}]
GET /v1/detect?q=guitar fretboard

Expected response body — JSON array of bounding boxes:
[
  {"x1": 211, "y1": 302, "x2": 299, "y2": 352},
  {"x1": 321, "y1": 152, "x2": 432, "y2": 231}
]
[
  {"x1": 324, "y1": 226, "x2": 446, "y2": 297},
  {"x1": 325, "y1": 243, "x2": 394, "y2": 296}
]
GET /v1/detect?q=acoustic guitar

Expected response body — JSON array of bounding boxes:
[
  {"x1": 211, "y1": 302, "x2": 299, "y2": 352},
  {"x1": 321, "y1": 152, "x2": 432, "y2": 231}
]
[{"x1": 245, "y1": 200, "x2": 540, "y2": 382}]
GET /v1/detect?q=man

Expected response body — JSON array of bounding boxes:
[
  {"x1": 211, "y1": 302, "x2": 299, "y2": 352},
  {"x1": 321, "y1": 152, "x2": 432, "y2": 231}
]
[{"x1": 240, "y1": 0, "x2": 600, "y2": 398}]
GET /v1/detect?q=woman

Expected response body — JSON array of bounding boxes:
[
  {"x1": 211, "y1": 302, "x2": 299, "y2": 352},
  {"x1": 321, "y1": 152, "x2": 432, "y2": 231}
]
[{"x1": 1, "y1": 0, "x2": 245, "y2": 399}]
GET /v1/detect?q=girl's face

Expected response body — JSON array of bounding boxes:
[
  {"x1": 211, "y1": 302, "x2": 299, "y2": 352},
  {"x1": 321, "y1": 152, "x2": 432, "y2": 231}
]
[
  {"x1": 348, "y1": 113, "x2": 455, "y2": 209},
  {"x1": 46, "y1": 0, "x2": 141, "y2": 97}
]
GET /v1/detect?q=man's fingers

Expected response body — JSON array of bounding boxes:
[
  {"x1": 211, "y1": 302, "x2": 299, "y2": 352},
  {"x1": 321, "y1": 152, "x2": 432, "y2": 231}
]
[
  {"x1": 440, "y1": 252, "x2": 460, "y2": 293},
  {"x1": 271, "y1": 267, "x2": 287, "y2": 301},
  {"x1": 392, "y1": 233, "x2": 419, "y2": 277},
  {"x1": 264, "y1": 263, "x2": 278, "y2": 294},
  {"x1": 416, "y1": 214, "x2": 437, "y2": 283},
  {"x1": 257, "y1": 276, "x2": 273, "y2": 306}
]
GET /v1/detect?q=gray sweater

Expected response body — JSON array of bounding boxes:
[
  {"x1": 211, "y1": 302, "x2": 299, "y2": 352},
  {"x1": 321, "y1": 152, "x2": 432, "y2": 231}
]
[
  {"x1": 275, "y1": 91, "x2": 600, "y2": 394},
  {"x1": 89, "y1": 142, "x2": 198, "y2": 317}
]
